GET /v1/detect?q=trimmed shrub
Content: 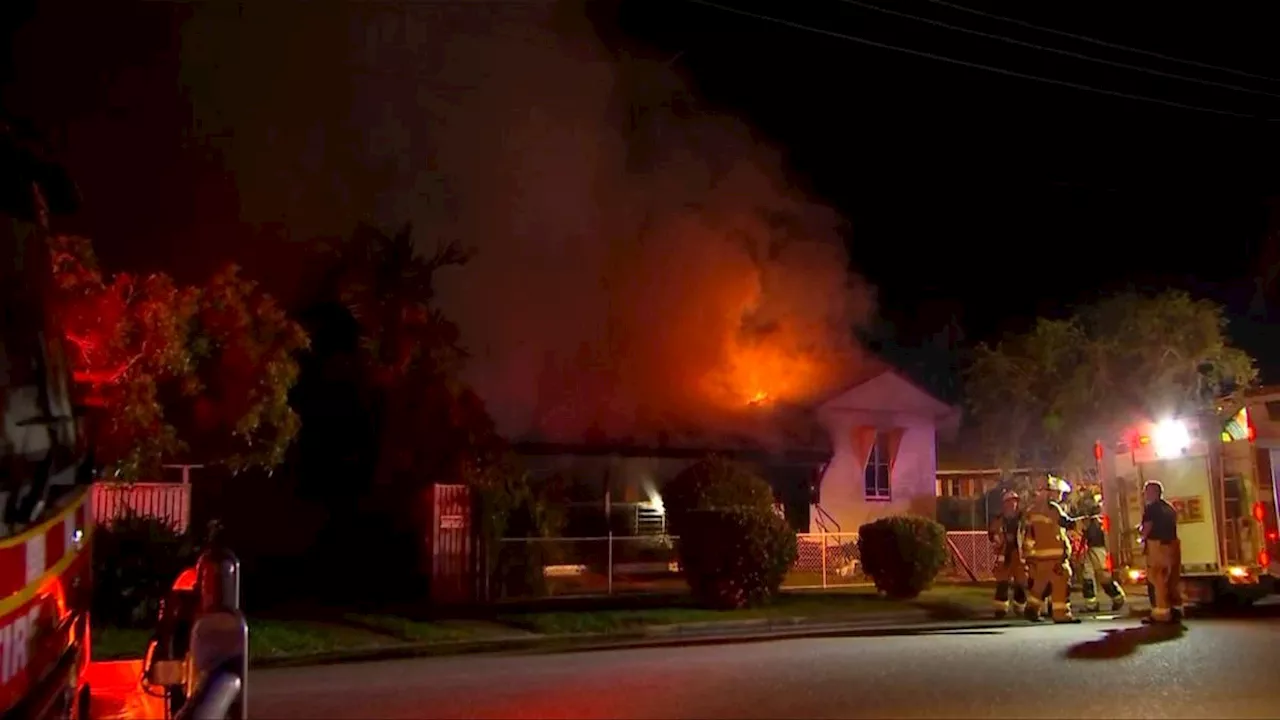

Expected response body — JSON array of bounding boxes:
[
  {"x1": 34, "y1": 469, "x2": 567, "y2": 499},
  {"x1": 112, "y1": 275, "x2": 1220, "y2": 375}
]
[
  {"x1": 856, "y1": 515, "x2": 948, "y2": 599},
  {"x1": 662, "y1": 455, "x2": 775, "y2": 536},
  {"x1": 472, "y1": 466, "x2": 568, "y2": 599},
  {"x1": 93, "y1": 510, "x2": 197, "y2": 628},
  {"x1": 675, "y1": 508, "x2": 798, "y2": 609}
]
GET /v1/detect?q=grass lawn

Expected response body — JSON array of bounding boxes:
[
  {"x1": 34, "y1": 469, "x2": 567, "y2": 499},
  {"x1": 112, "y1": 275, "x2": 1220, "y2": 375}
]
[
  {"x1": 781, "y1": 570, "x2": 868, "y2": 588},
  {"x1": 499, "y1": 584, "x2": 993, "y2": 635},
  {"x1": 90, "y1": 583, "x2": 997, "y2": 661},
  {"x1": 91, "y1": 614, "x2": 521, "y2": 662}
]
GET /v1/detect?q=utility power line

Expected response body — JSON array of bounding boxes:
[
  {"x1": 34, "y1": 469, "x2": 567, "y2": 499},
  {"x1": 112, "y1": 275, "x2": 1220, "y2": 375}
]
[
  {"x1": 684, "y1": 0, "x2": 1266, "y2": 120},
  {"x1": 839, "y1": 0, "x2": 1280, "y2": 100},
  {"x1": 921, "y1": 0, "x2": 1280, "y2": 85}
]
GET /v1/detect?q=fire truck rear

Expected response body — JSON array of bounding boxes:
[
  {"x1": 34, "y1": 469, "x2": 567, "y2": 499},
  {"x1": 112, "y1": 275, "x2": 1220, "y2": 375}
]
[{"x1": 1104, "y1": 412, "x2": 1277, "y2": 608}]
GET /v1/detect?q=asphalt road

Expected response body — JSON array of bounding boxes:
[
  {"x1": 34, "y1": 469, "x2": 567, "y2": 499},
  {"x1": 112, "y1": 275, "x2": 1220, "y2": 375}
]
[{"x1": 250, "y1": 606, "x2": 1280, "y2": 719}]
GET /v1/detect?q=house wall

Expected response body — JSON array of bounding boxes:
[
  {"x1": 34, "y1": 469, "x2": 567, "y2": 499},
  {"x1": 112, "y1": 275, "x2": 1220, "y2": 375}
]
[
  {"x1": 812, "y1": 408, "x2": 938, "y2": 533},
  {"x1": 811, "y1": 372, "x2": 949, "y2": 534}
]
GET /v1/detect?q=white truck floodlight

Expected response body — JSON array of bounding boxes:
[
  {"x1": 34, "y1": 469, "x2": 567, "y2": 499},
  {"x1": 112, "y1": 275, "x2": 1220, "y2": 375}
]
[{"x1": 1152, "y1": 418, "x2": 1191, "y2": 459}]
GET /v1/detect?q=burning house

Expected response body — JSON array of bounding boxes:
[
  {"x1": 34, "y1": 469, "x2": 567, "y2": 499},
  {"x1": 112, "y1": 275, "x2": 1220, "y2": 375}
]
[
  {"x1": 291, "y1": 3, "x2": 959, "y2": 534},
  {"x1": 513, "y1": 356, "x2": 959, "y2": 537}
]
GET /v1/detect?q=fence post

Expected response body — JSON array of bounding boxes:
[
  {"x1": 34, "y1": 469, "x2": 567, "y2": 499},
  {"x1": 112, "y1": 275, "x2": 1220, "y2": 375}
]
[
  {"x1": 821, "y1": 533, "x2": 828, "y2": 589},
  {"x1": 607, "y1": 532, "x2": 614, "y2": 595}
]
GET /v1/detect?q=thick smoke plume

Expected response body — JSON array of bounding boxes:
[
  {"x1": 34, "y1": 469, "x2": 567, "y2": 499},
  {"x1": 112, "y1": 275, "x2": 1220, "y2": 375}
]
[{"x1": 180, "y1": 2, "x2": 875, "y2": 445}]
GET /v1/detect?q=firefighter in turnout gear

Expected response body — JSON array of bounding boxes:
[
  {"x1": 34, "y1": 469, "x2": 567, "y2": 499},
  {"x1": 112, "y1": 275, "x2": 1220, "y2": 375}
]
[
  {"x1": 1023, "y1": 474, "x2": 1081, "y2": 623},
  {"x1": 988, "y1": 490, "x2": 1028, "y2": 618},
  {"x1": 1078, "y1": 491, "x2": 1126, "y2": 612}
]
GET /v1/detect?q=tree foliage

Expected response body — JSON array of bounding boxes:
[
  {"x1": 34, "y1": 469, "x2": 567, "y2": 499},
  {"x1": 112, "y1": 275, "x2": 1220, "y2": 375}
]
[
  {"x1": 965, "y1": 290, "x2": 1257, "y2": 473},
  {"x1": 322, "y1": 222, "x2": 473, "y2": 389},
  {"x1": 50, "y1": 235, "x2": 309, "y2": 479},
  {"x1": 310, "y1": 222, "x2": 499, "y2": 487}
]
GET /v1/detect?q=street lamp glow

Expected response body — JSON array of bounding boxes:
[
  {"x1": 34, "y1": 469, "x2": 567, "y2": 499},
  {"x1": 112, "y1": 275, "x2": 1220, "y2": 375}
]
[{"x1": 1152, "y1": 419, "x2": 1191, "y2": 459}]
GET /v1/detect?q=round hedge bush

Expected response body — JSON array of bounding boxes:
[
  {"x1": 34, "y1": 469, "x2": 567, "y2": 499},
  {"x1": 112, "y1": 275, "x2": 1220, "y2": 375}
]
[
  {"x1": 856, "y1": 515, "x2": 948, "y2": 599},
  {"x1": 675, "y1": 507, "x2": 798, "y2": 609},
  {"x1": 661, "y1": 455, "x2": 775, "y2": 537}
]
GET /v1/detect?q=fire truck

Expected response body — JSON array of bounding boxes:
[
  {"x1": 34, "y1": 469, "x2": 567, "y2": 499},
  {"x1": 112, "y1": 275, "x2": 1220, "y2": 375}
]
[
  {"x1": 0, "y1": 118, "x2": 96, "y2": 718},
  {"x1": 2, "y1": 122, "x2": 248, "y2": 718},
  {"x1": 1103, "y1": 410, "x2": 1278, "y2": 608}
]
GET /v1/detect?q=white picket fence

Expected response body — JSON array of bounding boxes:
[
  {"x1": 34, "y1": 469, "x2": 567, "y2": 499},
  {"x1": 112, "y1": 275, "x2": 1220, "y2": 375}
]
[{"x1": 91, "y1": 482, "x2": 192, "y2": 533}]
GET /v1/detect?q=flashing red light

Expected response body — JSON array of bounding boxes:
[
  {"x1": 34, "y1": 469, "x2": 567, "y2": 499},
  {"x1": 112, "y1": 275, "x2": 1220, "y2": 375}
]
[
  {"x1": 1101, "y1": 514, "x2": 1110, "y2": 533},
  {"x1": 1268, "y1": 531, "x2": 1279, "y2": 541},
  {"x1": 1260, "y1": 550, "x2": 1271, "y2": 567},
  {"x1": 1093, "y1": 441, "x2": 1103, "y2": 461},
  {"x1": 1105, "y1": 553, "x2": 1114, "y2": 572},
  {"x1": 1253, "y1": 502, "x2": 1266, "y2": 523},
  {"x1": 172, "y1": 566, "x2": 198, "y2": 592}
]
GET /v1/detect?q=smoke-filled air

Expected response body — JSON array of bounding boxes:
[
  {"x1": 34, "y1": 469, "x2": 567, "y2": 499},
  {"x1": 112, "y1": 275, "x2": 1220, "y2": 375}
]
[{"x1": 180, "y1": 2, "x2": 876, "y2": 444}]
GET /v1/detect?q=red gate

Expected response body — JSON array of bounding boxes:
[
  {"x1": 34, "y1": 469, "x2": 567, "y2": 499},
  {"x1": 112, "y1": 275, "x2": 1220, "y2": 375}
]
[{"x1": 428, "y1": 484, "x2": 475, "y2": 604}]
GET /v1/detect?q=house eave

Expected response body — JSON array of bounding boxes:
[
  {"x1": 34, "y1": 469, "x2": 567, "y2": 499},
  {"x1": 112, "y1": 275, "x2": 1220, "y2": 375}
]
[{"x1": 510, "y1": 441, "x2": 831, "y2": 464}]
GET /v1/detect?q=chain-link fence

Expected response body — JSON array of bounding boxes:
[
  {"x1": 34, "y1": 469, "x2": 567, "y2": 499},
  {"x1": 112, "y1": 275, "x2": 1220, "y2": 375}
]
[
  {"x1": 785, "y1": 533, "x2": 865, "y2": 587},
  {"x1": 939, "y1": 530, "x2": 997, "y2": 582},
  {"x1": 492, "y1": 535, "x2": 684, "y2": 600},
  {"x1": 494, "y1": 530, "x2": 1000, "y2": 599},
  {"x1": 786, "y1": 531, "x2": 998, "y2": 587}
]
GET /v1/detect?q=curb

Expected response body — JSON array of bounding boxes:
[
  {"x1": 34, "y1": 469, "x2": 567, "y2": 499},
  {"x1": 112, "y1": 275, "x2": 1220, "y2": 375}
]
[
  {"x1": 639, "y1": 608, "x2": 934, "y2": 637},
  {"x1": 249, "y1": 610, "x2": 985, "y2": 670}
]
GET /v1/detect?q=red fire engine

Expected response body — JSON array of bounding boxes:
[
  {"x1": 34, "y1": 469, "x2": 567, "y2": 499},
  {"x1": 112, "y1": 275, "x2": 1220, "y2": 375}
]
[
  {"x1": 0, "y1": 119, "x2": 95, "y2": 718},
  {"x1": 1, "y1": 122, "x2": 246, "y2": 719}
]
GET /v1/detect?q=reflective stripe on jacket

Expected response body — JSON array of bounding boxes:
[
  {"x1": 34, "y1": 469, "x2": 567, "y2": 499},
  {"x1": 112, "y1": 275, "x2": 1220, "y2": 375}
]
[{"x1": 1023, "y1": 499, "x2": 1070, "y2": 560}]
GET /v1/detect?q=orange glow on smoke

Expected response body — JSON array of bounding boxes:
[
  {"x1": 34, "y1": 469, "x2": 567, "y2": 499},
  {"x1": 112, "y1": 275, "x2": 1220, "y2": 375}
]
[
  {"x1": 529, "y1": 189, "x2": 870, "y2": 440},
  {"x1": 624, "y1": 211, "x2": 863, "y2": 420},
  {"x1": 715, "y1": 340, "x2": 828, "y2": 411}
]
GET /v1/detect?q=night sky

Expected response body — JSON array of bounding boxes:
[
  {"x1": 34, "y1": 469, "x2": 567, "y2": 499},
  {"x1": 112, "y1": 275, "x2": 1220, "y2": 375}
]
[
  {"x1": 617, "y1": 1, "x2": 1280, "y2": 357},
  {"x1": 5, "y1": 0, "x2": 1280, "y2": 384}
]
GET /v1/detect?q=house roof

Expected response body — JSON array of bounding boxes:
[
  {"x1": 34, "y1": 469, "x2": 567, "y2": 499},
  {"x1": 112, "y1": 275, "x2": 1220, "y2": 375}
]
[
  {"x1": 510, "y1": 440, "x2": 830, "y2": 464},
  {"x1": 510, "y1": 356, "x2": 956, "y2": 459},
  {"x1": 510, "y1": 402, "x2": 834, "y2": 459},
  {"x1": 817, "y1": 360, "x2": 958, "y2": 421}
]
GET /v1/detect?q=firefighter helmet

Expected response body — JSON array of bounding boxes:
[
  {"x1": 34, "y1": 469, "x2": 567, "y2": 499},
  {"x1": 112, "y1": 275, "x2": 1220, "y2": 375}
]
[{"x1": 1045, "y1": 474, "x2": 1072, "y2": 494}]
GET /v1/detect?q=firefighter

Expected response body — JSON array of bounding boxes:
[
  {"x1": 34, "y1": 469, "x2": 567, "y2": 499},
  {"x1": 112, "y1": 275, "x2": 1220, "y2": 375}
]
[
  {"x1": 1023, "y1": 474, "x2": 1080, "y2": 623},
  {"x1": 1140, "y1": 480, "x2": 1183, "y2": 624},
  {"x1": 988, "y1": 490, "x2": 1028, "y2": 618},
  {"x1": 1078, "y1": 491, "x2": 1125, "y2": 612}
]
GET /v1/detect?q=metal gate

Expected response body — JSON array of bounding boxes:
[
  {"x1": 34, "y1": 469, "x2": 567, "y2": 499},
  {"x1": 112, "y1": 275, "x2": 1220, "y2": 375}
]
[{"x1": 428, "y1": 484, "x2": 475, "y2": 604}]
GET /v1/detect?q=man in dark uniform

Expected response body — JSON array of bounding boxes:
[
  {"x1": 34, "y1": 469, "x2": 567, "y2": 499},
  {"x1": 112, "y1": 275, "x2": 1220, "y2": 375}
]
[{"x1": 1140, "y1": 480, "x2": 1183, "y2": 624}]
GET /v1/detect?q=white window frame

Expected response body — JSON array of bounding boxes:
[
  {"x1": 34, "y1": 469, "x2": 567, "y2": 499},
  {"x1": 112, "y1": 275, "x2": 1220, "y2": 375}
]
[{"x1": 864, "y1": 432, "x2": 892, "y2": 501}]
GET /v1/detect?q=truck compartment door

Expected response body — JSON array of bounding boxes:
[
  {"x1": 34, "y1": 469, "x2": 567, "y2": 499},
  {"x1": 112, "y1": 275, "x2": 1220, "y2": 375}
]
[{"x1": 1140, "y1": 456, "x2": 1221, "y2": 573}]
